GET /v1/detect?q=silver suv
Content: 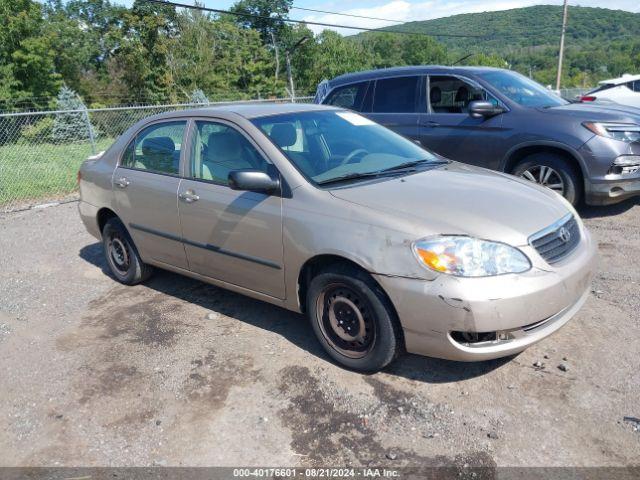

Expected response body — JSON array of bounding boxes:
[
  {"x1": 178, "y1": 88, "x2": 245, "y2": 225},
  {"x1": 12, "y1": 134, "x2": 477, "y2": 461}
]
[{"x1": 316, "y1": 66, "x2": 640, "y2": 206}]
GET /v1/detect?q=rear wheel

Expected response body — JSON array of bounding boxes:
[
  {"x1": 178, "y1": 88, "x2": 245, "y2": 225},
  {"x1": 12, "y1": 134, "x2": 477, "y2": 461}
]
[
  {"x1": 513, "y1": 153, "x2": 581, "y2": 206},
  {"x1": 102, "y1": 218, "x2": 153, "y2": 285},
  {"x1": 306, "y1": 265, "x2": 402, "y2": 372}
]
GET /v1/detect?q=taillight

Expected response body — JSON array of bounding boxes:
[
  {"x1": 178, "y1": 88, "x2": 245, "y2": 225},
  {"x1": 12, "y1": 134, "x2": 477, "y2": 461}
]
[{"x1": 580, "y1": 95, "x2": 597, "y2": 102}]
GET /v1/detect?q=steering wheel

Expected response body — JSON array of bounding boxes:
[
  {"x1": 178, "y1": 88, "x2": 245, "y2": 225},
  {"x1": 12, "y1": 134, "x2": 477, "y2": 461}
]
[{"x1": 340, "y1": 148, "x2": 369, "y2": 166}]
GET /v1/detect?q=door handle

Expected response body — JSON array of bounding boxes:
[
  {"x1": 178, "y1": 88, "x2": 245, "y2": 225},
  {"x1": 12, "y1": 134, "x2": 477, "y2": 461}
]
[
  {"x1": 419, "y1": 121, "x2": 440, "y2": 127},
  {"x1": 115, "y1": 177, "x2": 130, "y2": 188},
  {"x1": 179, "y1": 190, "x2": 200, "y2": 203}
]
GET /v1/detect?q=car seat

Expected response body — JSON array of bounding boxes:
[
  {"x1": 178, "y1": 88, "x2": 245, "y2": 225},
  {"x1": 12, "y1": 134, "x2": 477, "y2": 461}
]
[
  {"x1": 430, "y1": 86, "x2": 447, "y2": 113},
  {"x1": 269, "y1": 123, "x2": 316, "y2": 176},
  {"x1": 202, "y1": 130, "x2": 255, "y2": 182},
  {"x1": 140, "y1": 136, "x2": 177, "y2": 173},
  {"x1": 454, "y1": 86, "x2": 470, "y2": 113}
]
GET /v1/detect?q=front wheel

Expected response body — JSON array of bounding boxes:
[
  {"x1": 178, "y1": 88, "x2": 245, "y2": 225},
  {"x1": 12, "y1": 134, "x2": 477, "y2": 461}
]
[
  {"x1": 512, "y1": 153, "x2": 581, "y2": 206},
  {"x1": 102, "y1": 218, "x2": 153, "y2": 285},
  {"x1": 306, "y1": 265, "x2": 402, "y2": 372}
]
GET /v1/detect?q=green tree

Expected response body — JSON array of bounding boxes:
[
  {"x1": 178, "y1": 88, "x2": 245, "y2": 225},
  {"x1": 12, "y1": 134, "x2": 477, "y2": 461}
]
[
  {"x1": 0, "y1": 0, "x2": 60, "y2": 111},
  {"x1": 401, "y1": 35, "x2": 448, "y2": 65},
  {"x1": 171, "y1": 10, "x2": 283, "y2": 100},
  {"x1": 229, "y1": 0, "x2": 292, "y2": 44},
  {"x1": 309, "y1": 30, "x2": 372, "y2": 84},
  {"x1": 43, "y1": 0, "x2": 126, "y2": 103},
  {"x1": 52, "y1": 85, "x2": 95, "y2": 143},
  {"x1": 361, "y1": 33, "x2": 404, "y2": 68},
  {"x1": 113, "y1": 0, "x2": 178, "y2": 103}
]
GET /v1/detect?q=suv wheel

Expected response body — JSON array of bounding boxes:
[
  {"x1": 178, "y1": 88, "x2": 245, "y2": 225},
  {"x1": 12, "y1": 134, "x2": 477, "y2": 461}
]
[
  {"x1": 306, "y1": 265, "x2": 402, "y2": 372},
  {"x1": 513, "y1": 153, "x2": 581, "y2": 205},
  {"x1": 102, "y1": 218, "x2": 153, "y2": 285}
]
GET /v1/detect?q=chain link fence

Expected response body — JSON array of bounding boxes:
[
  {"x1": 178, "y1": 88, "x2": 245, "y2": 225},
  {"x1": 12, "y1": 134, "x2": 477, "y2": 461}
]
[
  {"x1": 0, "y1": 97, "x2": 312, "y2": 213},
  {"x1": 558, "y1": 87, "x2": 591, "y2": 100}
]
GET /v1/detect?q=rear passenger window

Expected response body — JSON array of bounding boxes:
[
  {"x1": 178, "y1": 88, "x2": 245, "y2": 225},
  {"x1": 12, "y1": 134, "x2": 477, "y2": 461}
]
[
  {"x1": 325, "y1": 82, "x2": 369, "y2": 110},
  {"x1": 121, "y1": 121, "x2": 187, "y2": 175},
  {"x1": 372, "y1": 77, "x2": 418, "y2": 113}
]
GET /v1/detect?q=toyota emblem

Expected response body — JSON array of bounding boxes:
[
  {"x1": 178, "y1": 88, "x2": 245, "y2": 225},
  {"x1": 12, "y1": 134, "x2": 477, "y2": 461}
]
[{"x1": 558, "y1": 227, "x2": 571, "y2": 243}]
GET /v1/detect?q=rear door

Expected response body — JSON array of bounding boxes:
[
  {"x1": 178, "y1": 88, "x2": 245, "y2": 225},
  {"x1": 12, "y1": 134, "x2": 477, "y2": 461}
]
[
  {"x1": 418, "y1": 75, "x2": 506, "y2": 169},
  {"x1": 177, "y1": 119, "x2": 285, "y2": 299},
  {"x1": 366, "y1": 76, "x2": 420, "y2": 141},
  {"x1": 113, "y1": 120, "x2": 189, "y2": 269}
]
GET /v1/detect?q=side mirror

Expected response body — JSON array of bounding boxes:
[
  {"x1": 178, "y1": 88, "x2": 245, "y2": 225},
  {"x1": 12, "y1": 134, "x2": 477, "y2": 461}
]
[
  {"x1": 468, "y1": 100, "x2": 504, "y2": 119},
  {"x1": 228, "y1": 170, "x2": 280, "y2": 194}
]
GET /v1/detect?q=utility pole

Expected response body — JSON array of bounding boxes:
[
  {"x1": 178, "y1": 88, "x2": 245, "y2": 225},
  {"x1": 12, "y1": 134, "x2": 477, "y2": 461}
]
[
  {"x1": 556, "y1": 0, "x2": 569, "y2": 91},
  {"x1": 285, "y1": 36, "x2": 309, "y2": 102}
]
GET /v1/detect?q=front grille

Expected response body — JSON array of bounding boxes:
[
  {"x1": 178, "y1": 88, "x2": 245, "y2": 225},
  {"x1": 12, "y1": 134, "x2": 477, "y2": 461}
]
[{"x1": 529, "y1": 214, "x2": 581, "y2": 264}]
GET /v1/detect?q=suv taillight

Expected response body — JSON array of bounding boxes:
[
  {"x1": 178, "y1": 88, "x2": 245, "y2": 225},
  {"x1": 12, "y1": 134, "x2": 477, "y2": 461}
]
[{"x1": 580, "y1": 95, "x2": 597, "y2": 102}]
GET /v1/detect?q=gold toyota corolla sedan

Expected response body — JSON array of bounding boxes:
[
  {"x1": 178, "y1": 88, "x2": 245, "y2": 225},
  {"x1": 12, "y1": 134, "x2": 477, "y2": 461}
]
[{"x1": 78, "y1": 103, "x2": 597, "y2": 372}]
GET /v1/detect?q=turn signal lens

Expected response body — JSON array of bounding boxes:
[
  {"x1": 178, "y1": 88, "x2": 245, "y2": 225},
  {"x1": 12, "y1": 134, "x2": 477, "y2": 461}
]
[{"x1": 415, "y1": 249, "x2": 451, "y2": 272}]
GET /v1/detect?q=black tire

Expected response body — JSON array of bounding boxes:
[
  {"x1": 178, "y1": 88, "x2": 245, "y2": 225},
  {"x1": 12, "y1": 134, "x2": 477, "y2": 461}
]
[
  {"x1": 512, "y1": 153, "x2": 582, "y2": 206},
  {"x1": 306, "y1": 264, "x2": 402, "y2": 372},
  {"x1": 102, "y1": 217, "x2": 153, "y2": 285}
]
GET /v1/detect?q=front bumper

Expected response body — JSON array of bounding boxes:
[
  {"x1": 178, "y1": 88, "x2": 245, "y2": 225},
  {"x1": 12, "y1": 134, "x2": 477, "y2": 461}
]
[
  {"x1": 373, "y1": 227, "x2": 598, "y2": 361},
  {"x1": 586, "y1": 175, "x2": 640, "y2": 205},
  {"x1": 578, "y1": 136, "x2": 640, "y2": 205}
]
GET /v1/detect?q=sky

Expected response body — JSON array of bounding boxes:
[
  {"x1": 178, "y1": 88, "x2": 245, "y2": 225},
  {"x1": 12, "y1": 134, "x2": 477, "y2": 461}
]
[
  {"x1": 293, "y1": 0, "x2": 640, "y2": 34},
  {"x1": 118, "y1": 0, "x2": 640, "y2": 35}
]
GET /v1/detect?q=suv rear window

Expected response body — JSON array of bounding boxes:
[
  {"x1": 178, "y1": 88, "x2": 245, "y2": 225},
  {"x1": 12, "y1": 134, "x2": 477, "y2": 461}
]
[
  {"x1": 325, "y1": 82, "x2": 369, "y2": 110},
  {"x1": 372, "y1": 76, "x2": 419, "y2": 113}
]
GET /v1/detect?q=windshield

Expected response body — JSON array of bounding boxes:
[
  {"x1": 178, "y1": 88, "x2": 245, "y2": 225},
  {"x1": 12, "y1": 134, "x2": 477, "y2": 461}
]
[
  {"x1": 479, "y1": 70, "x2": 568, "y2": 108},
  {"x1": 252, "y1": 110, "x2": 439, "y2": 185}
]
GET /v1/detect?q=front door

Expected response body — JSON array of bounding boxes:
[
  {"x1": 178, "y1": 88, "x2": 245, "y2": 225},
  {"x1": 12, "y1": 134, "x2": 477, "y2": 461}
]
[
  {"x1": 418, "y1": 75, "x2": 506, "y2": 169},
  {"x1": 113, "y1": 120, "x2": 189, "y2": 269},
  {"x1": 365, "y1": 75, "x2": 420, "y2": 141},
  {"x1": 177, "y1": 119, "x2": 285, "y2": 299}
]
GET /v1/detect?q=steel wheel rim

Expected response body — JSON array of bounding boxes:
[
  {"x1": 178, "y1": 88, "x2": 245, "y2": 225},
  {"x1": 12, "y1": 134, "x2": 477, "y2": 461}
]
[
  {"x1": 520, "y1": 165, "x2": 565, "y2": 194},
  {"x1": 315, "y1": 284, "x2": 376, "y2": 359},
  {"x1": 108, "y1": 235, "x2": 130, "y2": 275}
]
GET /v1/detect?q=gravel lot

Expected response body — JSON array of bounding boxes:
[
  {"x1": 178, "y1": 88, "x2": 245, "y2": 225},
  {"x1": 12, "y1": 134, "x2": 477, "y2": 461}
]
[{"x1": 0, "y1": 198, "x2": 638, "y2": 469}]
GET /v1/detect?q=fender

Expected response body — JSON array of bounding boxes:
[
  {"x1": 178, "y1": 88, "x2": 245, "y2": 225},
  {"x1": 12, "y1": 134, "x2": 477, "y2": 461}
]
[{"x1": 500, "y1": 140, "x2": 588, "y2": 177}]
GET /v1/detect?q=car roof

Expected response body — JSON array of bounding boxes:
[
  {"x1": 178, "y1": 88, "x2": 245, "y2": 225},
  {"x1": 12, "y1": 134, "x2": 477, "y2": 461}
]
[
  {"x1": 146, "y1": 102, "x2": 338, "y2": 122},
  {"x1": 327, "y1": 65, "x2": 506, "y2": 87},
  {"x1": 598, "y1": 73, "x2": 640, "y2": 86}
]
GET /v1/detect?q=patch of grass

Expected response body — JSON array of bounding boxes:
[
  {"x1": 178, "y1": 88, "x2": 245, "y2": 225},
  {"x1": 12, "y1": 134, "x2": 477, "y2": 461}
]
[{"x1": 0, "y1": 139, "x2": 114, "y2": 207}]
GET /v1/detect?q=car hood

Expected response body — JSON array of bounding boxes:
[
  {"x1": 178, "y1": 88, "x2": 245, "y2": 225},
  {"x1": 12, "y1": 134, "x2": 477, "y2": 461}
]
[
  {"x1": 329, "y1": 162, "x2": 571, "y2": 247},
  {"x1": 540, "y1": 103, "x2": 640, "y2": 123}
]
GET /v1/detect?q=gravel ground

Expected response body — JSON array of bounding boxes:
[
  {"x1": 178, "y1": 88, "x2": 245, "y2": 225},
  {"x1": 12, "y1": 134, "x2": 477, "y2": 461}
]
[{"x1": 0, "y1": 199, "x2": 638, "y2": 469}]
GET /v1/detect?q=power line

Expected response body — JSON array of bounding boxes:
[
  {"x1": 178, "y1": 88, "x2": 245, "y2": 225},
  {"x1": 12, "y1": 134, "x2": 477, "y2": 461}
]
[
  {"x1": 140, "y1": 0, "x2": 487, "y2": 38},
  {"x1": 144, "y1": 0, "x2": 612, "y2": 41},
  {"x1": 290, "y1": 6, "x2": 404, "y2": 24}
]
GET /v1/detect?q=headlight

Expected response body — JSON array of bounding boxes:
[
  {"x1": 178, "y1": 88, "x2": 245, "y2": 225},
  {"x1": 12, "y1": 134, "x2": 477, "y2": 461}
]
[
  {"x1": 583, "y1": 122, "x2": 640, "y2": 143},
  {"x1": 610, "y1": 155, "x2": 640, "y2": 175},
  {"x1": 412, "y1": 236, "x2": 531, "y2": 277}
]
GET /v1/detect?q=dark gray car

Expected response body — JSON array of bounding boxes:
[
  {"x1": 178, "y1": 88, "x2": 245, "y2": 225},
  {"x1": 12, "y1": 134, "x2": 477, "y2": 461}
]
[{"x1": 315, "y1": 66, "x2": 640, "y2": 206}]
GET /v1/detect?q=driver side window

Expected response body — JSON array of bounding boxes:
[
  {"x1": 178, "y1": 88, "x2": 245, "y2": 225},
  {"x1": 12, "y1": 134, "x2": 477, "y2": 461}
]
[{"x1": 428, "y1": 76, "x2": 498, "y2": 114}]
